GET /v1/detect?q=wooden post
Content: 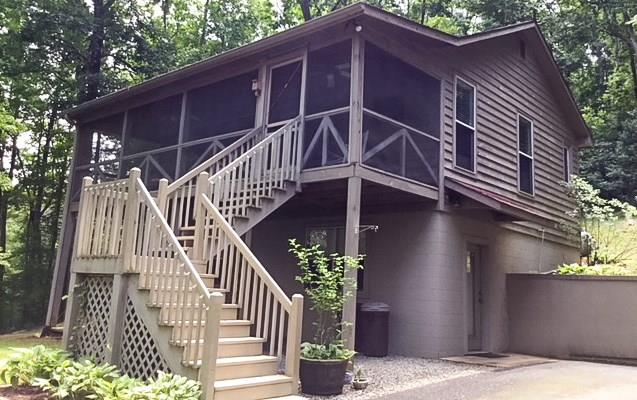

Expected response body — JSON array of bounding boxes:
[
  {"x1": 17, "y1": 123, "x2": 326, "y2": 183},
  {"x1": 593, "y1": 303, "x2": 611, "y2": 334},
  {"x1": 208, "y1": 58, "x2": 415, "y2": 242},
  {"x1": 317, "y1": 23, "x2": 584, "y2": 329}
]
[
  {"x1": 121, "y1": 168, "x2": 141, "y2": 272},
  {"x1": 342, "y1": 176, "x2": 361, "y2": 350},
  {"x1": 106, "y1": 274, "x2": 129, "y2": 366},
  {"x1": 61, "y1": 272, "x2": 80, "y2": 349},
  {"x1": 285, "y1": 294, "x2": 304, "y2": 392},
  {"x1": 73, "y1": 176, "x2": 94, "y2": 259},
  {"x1": 157, "y1": 178, "x2": 169, "y2": 213},
  {"x1": 193, "y1": 172, "x2": 210, "y2": 261},
  {"x1": 348, "y1": 35, "x2": 364, "y2": 165},
  {"x1": 200, "y1": 292, "x2": 224, "y2": 400}
]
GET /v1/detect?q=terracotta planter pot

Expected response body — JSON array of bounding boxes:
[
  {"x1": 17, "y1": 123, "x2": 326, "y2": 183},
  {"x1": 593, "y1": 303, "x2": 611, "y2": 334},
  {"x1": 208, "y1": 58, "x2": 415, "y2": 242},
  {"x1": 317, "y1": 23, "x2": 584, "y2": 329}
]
[{"x1": 299, "y1": 358, "x2": 349, "y2": 395}]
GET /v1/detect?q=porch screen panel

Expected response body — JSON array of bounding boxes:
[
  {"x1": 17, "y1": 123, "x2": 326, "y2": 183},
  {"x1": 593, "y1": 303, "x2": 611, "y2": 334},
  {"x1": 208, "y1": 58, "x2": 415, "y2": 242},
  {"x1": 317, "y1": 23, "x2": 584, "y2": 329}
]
[
  {"x1": 184, "y1": 70, "x2": 257, "y2": 142},
  {"x1": 73, "y1": 113, "x2": 124, "y2": 199},
  {"x1": 303, "y1": 112, "x2": 350, "y2": 169},
  {"x1": 362, "y1": 43, "x2": 440, "y2": 185},
  {"x1": 125, "y1": 94, "x2": 181, "y2": 155},
  {"x1": 302, "y1": 40, "x2": 352, "y2": 169},
  {"x1": 305, "y1": 40, "x2": 351, "y2": 115}
]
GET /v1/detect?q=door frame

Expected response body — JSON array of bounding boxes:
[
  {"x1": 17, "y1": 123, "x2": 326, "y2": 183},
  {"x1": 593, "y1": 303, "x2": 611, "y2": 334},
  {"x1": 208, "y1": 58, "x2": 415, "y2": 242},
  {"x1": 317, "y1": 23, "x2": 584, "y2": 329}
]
[
  {"x1": 261, "y1": 50, "x2": 307, "y2": 131},
  {"x1": 465, "y1": 242, "x2": 484, "y2": 352}
]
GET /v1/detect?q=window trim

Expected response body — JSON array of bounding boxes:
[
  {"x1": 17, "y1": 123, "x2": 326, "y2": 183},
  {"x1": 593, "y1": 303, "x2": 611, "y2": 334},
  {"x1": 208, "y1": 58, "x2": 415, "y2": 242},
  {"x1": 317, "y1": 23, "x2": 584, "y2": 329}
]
[
  {"x1": 562, "y1": 144, "x2": 571, "y2": 182},
  {"x1": 453, "y1": 76, "x2": 477, "y2": 174},
  {"x1": 517, "y1": 113, "x2": 535, "y2": 196}
]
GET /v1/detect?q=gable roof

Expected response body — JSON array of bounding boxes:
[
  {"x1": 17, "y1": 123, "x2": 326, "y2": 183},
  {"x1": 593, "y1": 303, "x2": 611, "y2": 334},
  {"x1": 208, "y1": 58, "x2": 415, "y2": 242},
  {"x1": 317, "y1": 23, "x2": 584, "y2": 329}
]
[{"x1": 67, "y1": 2, "x2": 591, "y2": 145}]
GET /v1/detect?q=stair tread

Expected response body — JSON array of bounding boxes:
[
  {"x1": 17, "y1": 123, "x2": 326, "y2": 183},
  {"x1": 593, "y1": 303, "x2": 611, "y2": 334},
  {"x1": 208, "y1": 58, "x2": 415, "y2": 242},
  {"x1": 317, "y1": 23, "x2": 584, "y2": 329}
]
[
  {"x1": 216, "y1": 355, "x2": 278, "y2": 366},
  {"x1": 219, "y1": 336, "x2": 266, "y2": 344},
  {"x1": 220, "y1": 319, "x2": 251, "y2": 326},
  {"x1": 214, "y1": 374, "x2": 292, "y2": 391}
]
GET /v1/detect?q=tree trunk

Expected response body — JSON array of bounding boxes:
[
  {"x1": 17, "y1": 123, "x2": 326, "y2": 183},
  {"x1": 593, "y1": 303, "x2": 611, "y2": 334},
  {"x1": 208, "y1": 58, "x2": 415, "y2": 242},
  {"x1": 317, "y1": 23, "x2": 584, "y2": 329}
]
[
  {"x1": 82, "y1": 0, "x2": 107, "y2": 102},
  {"x1": 299, "y1": 0, "x2": 312, "y2": 21}
]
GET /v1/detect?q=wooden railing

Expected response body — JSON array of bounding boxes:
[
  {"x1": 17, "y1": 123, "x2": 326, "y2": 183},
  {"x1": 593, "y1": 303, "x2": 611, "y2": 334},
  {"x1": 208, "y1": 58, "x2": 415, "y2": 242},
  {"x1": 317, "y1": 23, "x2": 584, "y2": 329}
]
[
  {"x1": 191, "y1": 117, "x2": 304, "y2": 381},
  {"x1": 73, "y1": 168, "x2": 224, "y2": 400},
  {"x1": 206, "y1": 118, "x2": 301, "y2": 223},
  {"x1": 160, "y1": 126, "x2": 266, "y2": 234},
  {"x1": 200, "y1": 194, "x2": 303, "y2": 383},
  {"x1": 74, "y1": 178, "x2": 129, "y2": 259}
]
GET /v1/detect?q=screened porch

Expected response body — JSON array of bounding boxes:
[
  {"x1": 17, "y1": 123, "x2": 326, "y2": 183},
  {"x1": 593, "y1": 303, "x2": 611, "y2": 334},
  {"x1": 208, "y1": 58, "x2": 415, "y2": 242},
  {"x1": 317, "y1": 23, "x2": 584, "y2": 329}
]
[{"x1": 70, "y1": 38, "x2": 442, "y2": 200}]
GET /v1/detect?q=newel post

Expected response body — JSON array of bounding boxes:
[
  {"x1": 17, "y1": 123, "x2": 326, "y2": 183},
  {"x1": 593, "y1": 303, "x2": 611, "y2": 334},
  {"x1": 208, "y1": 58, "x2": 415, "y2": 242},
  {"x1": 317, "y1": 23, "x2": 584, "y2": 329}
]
[
  {"x1": 200, "y1": 292, "x2": 224, "y2": 400},
  {"x1": 121, "y1": 168, "x2": 141, "y2": 272},
  {"x1": 285, "y1": 294, "x2": 304, "y2": 392},
  {"x1": 157, "y1": 178, "x2": 169, "y2": 214},
  {"x1": 193, "y1": 172, "x2": 210, "y2": 261}
]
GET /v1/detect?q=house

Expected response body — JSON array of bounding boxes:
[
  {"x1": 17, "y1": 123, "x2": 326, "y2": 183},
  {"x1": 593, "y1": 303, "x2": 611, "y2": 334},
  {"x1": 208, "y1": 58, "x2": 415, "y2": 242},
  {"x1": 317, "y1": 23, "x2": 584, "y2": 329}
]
[{"x1": 46, "y1": 3, "x2": 591, "y2": 399}]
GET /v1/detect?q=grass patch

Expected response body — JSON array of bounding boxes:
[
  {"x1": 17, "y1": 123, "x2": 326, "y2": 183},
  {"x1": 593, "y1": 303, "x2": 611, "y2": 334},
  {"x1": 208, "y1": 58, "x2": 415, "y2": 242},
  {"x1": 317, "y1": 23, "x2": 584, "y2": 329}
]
[{"x1": 0, "y1": 331, "x2": 61, "y2": 366}]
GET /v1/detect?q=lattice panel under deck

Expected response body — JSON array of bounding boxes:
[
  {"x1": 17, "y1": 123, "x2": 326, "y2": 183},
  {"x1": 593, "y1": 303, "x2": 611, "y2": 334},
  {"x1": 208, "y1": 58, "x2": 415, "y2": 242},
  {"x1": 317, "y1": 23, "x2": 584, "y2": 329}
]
[
  {"x1": 70, "y1": 275, "x2": 113, "y2": 364},
  {"x1": 120, "y1": 297, "x2": 170, "y2": 380}
]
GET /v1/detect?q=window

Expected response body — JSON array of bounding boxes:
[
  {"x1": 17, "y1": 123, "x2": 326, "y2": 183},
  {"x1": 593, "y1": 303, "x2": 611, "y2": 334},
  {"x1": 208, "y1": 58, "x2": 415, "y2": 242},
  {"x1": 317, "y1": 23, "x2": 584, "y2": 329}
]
[
  {"x1": 306, "y1": 227, "x2": 366, "y2": 292},
  {"x1": 518, "y1": 115, "x2": 534, "y2": 195},
  {"x1": 455, "y1": 78, "x2": 476, "y2": 172},
  {"x1": 562, "y1": 146, "x2": 571, "y2": 182}
]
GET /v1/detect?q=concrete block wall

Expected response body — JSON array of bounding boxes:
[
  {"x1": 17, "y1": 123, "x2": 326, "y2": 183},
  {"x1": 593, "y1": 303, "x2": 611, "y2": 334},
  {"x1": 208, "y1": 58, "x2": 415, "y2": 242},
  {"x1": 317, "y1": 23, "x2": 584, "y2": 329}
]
[
  {"x1": 507, "y1": 274, "x2": 637, "y2": 359},
  {"x1": 249, "y1": 209, "x2": 579, "y2": 358}
]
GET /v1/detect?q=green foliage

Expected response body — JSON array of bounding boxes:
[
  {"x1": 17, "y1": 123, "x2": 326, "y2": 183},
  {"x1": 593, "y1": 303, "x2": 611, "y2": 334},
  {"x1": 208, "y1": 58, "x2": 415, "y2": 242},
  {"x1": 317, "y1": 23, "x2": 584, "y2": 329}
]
[
  {"x1": 299, "y1": 342, "x2": 354, "y2": 361},
  {"x1": 0, "y1": 345, "x2": 68, "y2": 386},
  {"x1": 565, "y1": 176, "x2": 637, "y2": 264},
  {"x1": 556, "y1": 263, "x2": 637, "y2": 276},
  {"x1": 0, "y1": 346, "x2": 200, "y2": 400},
  {"x1": 288, "y1": 238, "x2": 362, "y2": 354}
]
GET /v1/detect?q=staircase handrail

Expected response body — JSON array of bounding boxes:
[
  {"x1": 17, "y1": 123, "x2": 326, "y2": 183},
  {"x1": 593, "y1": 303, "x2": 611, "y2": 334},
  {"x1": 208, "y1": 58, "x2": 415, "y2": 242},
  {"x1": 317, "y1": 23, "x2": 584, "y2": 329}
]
[{"x1": 166, "y1": 126, "x2": 265, "y2": 192}]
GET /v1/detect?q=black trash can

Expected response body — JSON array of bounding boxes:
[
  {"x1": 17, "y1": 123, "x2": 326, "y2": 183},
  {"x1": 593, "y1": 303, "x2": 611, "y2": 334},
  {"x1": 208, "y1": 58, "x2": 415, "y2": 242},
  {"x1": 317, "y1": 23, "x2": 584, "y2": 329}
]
[{"x1": 356, "y1": 302, "x2": 390, "y2": 357}]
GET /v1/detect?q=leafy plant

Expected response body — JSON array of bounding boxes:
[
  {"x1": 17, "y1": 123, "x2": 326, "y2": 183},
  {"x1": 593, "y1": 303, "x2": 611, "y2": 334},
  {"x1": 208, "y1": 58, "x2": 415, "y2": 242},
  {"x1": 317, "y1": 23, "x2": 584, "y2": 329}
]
[
  {"x1": 300, "y1": 342, "x2": 354, "y2": 361},
  {"x1": 0, "y1": 345, "x2": 200, "y2": 400},
  {"x1": 564, "y1": 177, "x2": 637, "y2": 264},
  {"x1": 288, "y1": 238, "x2": 363, "y2": 359},
  {"x1": 36, "y1": 359, "x2": 121, "y2": 399},
  {"x1": 556, "y1": 263, "x2": 637, "y2": 276},
  {"x1": 0, "y1": 345, "x2": 69, "y2": 386}
]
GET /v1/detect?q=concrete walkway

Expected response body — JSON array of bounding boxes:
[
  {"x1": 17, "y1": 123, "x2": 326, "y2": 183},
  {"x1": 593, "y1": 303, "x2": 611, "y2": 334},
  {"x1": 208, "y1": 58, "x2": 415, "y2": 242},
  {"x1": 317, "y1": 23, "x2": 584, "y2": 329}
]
[{"x1": 383, "y1": 360, "x2": 637, "y2": 400}]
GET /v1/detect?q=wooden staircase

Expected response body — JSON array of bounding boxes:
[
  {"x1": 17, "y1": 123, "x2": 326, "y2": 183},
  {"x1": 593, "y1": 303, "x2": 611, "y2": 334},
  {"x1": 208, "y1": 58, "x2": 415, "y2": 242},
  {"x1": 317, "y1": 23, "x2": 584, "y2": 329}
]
[{"x1": 72, "y1": 118, "x2": 304, "y2": 400}]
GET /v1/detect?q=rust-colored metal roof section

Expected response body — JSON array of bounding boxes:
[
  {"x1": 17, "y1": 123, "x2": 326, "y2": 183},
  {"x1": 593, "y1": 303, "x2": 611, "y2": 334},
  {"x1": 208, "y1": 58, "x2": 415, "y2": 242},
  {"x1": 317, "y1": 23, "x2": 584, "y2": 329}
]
[{"x1": 444, "y1": 177, "x2": 557, "y2": 227}]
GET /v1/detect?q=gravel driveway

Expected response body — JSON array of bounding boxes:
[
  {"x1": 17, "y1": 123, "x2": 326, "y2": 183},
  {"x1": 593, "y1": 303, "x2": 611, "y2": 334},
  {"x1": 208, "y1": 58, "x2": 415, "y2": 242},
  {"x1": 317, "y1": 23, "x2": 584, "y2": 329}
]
[
  {"x1": 302, "y1": 355, "x2": 488, "y2": 399},
  {"x1": 381, "y1": 359, "x2": 637, "y2": 400}
]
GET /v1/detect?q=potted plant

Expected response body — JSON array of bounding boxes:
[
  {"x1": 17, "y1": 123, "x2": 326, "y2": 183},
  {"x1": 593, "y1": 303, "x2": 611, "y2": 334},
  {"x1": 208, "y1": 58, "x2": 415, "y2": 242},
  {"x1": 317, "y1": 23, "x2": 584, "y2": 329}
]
[
  {"x1": 352, "y1": 368, "x2": 369, "y2": 390},
  {"x1": 288, "y1": 239, "x2": 363, "y2": 396}
]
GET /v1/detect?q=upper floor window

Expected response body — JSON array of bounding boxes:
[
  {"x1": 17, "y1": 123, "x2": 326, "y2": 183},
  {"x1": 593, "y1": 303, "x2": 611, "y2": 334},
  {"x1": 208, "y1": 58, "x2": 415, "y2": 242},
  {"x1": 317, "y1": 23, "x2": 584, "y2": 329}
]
[
  {"x1": 455, "y1": 77, "x2": 476, "y2": 172},
  {"x1": 518, "y1": 115, "x2": 534, "y2": 195},
  {"x1": 562, "y1": 146, "x2": 571, "y2": 182}
]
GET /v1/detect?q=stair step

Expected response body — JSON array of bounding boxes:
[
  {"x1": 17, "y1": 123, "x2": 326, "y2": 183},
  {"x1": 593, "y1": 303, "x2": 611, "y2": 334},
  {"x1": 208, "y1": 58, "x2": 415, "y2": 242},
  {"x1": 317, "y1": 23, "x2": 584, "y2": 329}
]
[
  {"x1": 216, "y1": 355, "x2": 279, "y2": 379},
  {"x1": 215, "y1": 374, "x2": 292, "y2": 391},
  {"x1": 216, "y1": 354, "x2": 277, "y2": 366},
  {"x1": 214, "y1": 375, "x2": 295, "y2": 400}
]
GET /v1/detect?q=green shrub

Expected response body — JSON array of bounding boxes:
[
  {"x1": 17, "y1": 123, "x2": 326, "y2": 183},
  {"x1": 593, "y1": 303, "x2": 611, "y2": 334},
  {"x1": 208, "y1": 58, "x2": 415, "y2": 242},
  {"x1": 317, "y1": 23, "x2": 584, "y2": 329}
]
[
  {"x1": 556, "y1": 263, "x2": 635, "y2": 276},
  {"x1": 0, "y1": 345, "x2": 69, "y2": 386},
  {"x1": 0, "y1": 346, "x2": 201, "y2": 400}
]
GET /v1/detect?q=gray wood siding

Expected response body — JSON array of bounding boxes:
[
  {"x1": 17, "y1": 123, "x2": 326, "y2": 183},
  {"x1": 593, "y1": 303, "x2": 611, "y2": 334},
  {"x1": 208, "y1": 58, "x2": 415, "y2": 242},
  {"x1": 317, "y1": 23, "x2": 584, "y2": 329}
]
[{"x1": 441, "y1": 37, "x2": 578, "y2": 227}]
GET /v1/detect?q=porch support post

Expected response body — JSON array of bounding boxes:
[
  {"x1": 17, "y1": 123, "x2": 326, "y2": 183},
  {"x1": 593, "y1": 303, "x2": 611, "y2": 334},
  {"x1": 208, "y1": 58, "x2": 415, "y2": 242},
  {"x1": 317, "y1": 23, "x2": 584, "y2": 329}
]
[
  {"x1": 45, "y1": 131, "x2": 80, "y2": 331},
  {"x1": 106, "y1": 273, "x2": 129, "y2": 365},
  {"x1": 348, "y1": 34, "x2": 364, "y2": 165},
  {"x1": 342, "y1": 175, "x2": 361, "y2": 350}
]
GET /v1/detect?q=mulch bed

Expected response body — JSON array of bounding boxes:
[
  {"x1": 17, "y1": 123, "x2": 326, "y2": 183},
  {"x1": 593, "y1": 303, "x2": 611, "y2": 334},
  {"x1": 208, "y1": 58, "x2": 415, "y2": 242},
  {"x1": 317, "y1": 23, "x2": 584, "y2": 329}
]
[{"x1": 0, "y1": 386, "x2": 51, "y2": 400}]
